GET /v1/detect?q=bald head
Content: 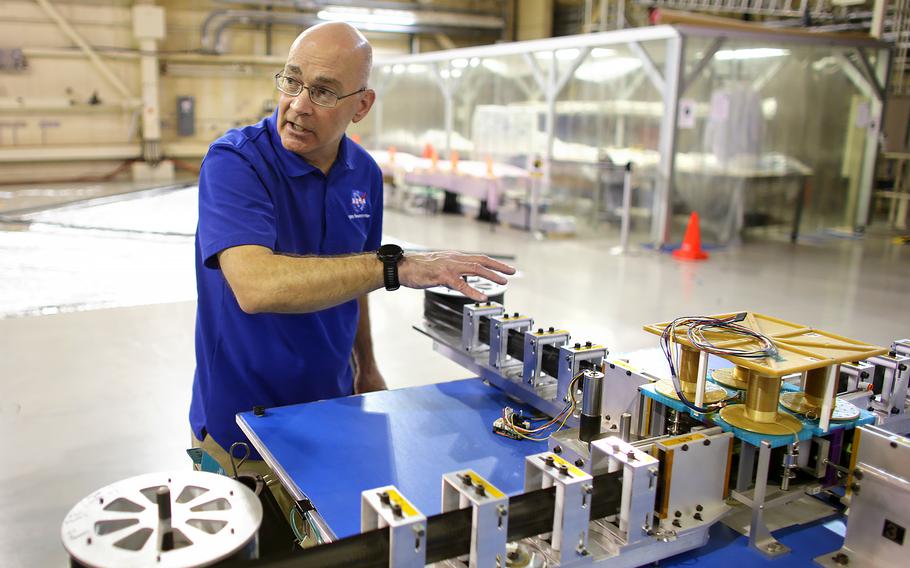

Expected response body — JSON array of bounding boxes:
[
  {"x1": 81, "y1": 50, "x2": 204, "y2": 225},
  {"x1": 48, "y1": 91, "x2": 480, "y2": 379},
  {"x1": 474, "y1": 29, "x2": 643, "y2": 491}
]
[{"x1": 289, "y1": 22, "x2": 372, "y2": 88}]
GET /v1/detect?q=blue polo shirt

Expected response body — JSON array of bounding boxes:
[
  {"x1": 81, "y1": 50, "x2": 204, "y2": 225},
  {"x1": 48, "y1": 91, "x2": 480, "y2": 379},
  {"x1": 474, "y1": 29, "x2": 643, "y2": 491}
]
[{"x1": 190, "y1": 108, "x2": 383, "y2": 458}]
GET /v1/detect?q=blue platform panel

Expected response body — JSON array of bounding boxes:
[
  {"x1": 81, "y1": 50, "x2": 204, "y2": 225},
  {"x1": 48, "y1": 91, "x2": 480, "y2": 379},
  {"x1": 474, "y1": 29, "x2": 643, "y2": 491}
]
[{"x1": 237, "y1": 378, "x2": 546, "y2": 539}]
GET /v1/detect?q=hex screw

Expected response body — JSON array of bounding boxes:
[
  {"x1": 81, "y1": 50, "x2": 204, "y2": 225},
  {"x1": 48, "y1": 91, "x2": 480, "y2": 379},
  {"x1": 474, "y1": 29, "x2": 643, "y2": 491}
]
[
  {"x1": 832, "y1": 552, "x2": 850, "y2": 565},
  {"x1": 575, "y1": 459, "x2": 585, "y2": 467},
  {"x1": 545, "y1": 456, "x2": 556, "y2": 467},
  {"x1": 704, "y1": 439, "x2": 711, "y2": 446},
  {"x1": 696, "y1": 504, "x2": 703, "y2": 512},
  {"x1": 674, "y1": 510, "x2": 682, "y2": 518},
  {"x1": 681, "y1": 444, "x2": 689, "y2": 451},
  {"x1": 553, "y1": 445, "x2": 562, "y2": 454}
]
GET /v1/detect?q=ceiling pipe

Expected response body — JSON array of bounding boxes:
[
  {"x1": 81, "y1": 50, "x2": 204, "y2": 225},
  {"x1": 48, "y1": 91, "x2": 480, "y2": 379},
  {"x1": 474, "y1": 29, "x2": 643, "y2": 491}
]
[
  {"x1": 201, "y1": 7, "x2": 503, "y2": 53},
  {"x1": 211, "y1": 0, "x2": 506, "y2": 18}
]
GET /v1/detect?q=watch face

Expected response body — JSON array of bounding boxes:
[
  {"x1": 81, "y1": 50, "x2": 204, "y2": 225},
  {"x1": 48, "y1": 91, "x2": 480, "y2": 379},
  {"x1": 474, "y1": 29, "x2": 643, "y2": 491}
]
[{"x1": 378, "y1": 244, "x2": 403, "y2": 260}]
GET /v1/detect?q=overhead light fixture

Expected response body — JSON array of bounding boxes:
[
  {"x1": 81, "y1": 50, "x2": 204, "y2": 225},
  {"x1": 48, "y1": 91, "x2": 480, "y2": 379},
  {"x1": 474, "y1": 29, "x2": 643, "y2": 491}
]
[
  {"x1": 715, "y1": 48, "x2": 789, "y2": 61},
  {"x1": 316, "y1": 7, "x2": 416, "y2": 27}
]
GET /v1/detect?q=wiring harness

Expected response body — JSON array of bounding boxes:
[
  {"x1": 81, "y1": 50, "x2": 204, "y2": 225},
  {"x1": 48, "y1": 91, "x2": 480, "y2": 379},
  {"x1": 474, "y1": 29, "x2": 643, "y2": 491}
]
[
  {"x1": 660, "y1": 312, "x2": 779, "y2": 414},
  {"x1": 499, "y1": 372, "x2": 584, "y2": 441}
]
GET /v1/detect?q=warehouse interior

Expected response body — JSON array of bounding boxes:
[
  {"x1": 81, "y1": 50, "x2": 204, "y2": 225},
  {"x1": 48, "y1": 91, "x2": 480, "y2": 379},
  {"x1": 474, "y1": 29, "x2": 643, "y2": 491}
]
[{"x1": 3, "y1": 1, "x2": 910, "y2": 567}]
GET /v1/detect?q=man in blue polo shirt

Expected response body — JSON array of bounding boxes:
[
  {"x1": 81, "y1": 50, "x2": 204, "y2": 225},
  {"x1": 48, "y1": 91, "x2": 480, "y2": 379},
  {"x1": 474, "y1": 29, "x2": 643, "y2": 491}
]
[{"x1": 190, "y1": 22, "x2": 514, "y2": 489}]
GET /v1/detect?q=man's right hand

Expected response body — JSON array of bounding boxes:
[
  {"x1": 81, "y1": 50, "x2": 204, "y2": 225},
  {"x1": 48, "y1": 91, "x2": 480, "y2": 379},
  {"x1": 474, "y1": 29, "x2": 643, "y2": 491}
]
[{"x1": 397, "y1": 251, "x2": 516, "y2": 302}]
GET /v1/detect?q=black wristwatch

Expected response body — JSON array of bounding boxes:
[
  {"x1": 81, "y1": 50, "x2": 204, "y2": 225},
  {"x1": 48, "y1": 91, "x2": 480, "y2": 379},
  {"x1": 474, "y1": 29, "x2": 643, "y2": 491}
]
[{"x1": 376, "y1": 244, "x2": 404, "y2": 291}]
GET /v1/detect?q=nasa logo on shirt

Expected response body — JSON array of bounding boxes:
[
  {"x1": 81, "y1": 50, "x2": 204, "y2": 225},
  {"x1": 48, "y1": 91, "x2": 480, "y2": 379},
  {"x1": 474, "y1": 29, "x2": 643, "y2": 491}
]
[{"x1": 349, "y1": 190, "x2": 370, "y2": 219}]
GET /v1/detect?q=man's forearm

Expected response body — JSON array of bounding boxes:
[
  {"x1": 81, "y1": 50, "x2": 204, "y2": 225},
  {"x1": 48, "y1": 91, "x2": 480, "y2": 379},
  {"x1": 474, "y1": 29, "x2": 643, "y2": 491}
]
[
  {"x1": 219, "y1": 245, "x2": 517, "y2": 315},
  {"x1": 219, "y1": 245, "x2": 384, "y2": 314}
]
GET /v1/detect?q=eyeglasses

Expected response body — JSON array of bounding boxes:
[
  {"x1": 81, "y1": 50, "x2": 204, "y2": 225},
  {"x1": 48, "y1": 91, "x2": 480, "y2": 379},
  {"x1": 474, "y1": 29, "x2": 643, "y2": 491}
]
[{"x1": 274, "y1": 73, "x2": 365, "y2": 108}]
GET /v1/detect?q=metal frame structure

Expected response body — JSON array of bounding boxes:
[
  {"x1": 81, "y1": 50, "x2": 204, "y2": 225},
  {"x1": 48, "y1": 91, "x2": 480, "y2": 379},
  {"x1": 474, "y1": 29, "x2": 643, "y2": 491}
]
[{"x1": 374, "y1": 24, "x2": 890, "y2": 245}]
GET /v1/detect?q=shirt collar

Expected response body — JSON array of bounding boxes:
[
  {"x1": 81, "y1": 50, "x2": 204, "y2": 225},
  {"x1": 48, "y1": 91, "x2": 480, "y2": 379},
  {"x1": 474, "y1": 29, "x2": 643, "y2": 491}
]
[{"x1": 268, "y1": 107, "x2": 355, "y2": 177}]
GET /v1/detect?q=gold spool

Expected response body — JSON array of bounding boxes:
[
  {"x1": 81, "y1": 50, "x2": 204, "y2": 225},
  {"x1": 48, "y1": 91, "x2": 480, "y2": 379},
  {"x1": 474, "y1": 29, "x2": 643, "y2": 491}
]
[
  {"x1": 655, "y1": 346, "x2": 731, "y2": 404},
  {"x1": 720, "y1": 371, "x2": 803, "y2": 435},
  {"x1": 710, "y1": 366, "x2": 751, "y2": 390},
  {"x1": 779, "y1": 366, "x2": 861, "y2": 421}
]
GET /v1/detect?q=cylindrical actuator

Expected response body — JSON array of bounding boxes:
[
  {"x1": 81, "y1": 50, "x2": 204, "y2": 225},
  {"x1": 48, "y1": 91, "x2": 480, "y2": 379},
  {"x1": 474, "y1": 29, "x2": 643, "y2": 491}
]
[{"x1": 579, "y1": 370, "x2": 605, "y2": 443}]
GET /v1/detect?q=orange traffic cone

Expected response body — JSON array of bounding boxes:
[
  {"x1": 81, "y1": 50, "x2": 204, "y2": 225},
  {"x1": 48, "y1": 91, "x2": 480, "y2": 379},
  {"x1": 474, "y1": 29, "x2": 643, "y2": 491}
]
[{"x1": 673, "y1": 212, "x2": 709, "y2": 261}]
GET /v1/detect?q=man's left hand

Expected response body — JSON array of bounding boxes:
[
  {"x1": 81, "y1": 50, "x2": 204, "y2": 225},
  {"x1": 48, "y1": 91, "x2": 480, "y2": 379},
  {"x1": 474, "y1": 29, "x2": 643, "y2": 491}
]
[{"x1": 355, "y1": 366, "x2": 387, "y2": 394}]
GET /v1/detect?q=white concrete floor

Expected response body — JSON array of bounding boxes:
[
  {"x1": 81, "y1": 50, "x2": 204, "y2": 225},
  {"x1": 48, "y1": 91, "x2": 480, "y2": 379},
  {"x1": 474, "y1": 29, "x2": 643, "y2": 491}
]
[{"x1": 1, "y1": 185, "x2": 908, "y2": 567}]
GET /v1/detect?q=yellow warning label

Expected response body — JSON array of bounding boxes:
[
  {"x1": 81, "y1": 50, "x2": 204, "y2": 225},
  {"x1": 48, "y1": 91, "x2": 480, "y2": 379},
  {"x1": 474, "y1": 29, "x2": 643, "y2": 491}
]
[
  {"x1": 662, "y1": 433, "x2": 706, "y2": 447},
  {"x1": 387, "y1": 489, "x2": 419, "y2": 517},
  {"x1": 465, "y1": 471, "x2": 505, "y2": 499},
  {"x1": 610, "y1": 360, "x2": 639, "y2": 373},
  {"x1": 551, "y1": 454, "x2": 587, "y2": 478}
]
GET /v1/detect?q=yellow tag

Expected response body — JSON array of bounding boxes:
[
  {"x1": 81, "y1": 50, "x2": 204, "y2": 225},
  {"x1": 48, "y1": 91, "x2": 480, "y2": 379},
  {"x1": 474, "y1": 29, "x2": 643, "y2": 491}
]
[
  {"x1": 662, "y1": 433, "x2": 706, "y2": 447},
  {"x1": 535, "y1": 329, "x2": 568, "y2": 336},
  {"x1": 465, "y1": 471, "x2": 505, "y2": 499},
  {"x1": 387, "y1": 489, "x2": 419, "y2": 517},
  {"x1": 610, "y1": 360, "x2": 639, "y2": 373},
  {"x1": 551, "y1": 454, "x2": 587, "y2": 478}
]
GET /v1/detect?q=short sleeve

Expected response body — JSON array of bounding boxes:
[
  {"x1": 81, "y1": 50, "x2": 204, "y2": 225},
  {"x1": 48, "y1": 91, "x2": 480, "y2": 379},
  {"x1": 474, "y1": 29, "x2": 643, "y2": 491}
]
[
  {"x1": 364, "y1": 163, "x2": 384, "y2": 251},
  {"x1": 198, "y1": 144, "x2": 277, "y2": 269}
]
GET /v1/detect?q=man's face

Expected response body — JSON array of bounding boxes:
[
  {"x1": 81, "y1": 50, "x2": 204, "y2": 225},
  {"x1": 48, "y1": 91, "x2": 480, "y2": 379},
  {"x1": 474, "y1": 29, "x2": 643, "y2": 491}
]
[{"x1": 276, "y1": 38, "x2": 373, "y2": 167}]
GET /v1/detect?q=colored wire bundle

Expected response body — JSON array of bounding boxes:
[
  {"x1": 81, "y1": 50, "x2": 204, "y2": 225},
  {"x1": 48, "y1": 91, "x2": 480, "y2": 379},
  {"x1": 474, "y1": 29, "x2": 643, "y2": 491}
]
[
  {"x1": 660, "y1": 312, "x2": 778, "y2": 414},
  {"x1": 503, "y1": 372, "x2": 583, "y2": 441}
]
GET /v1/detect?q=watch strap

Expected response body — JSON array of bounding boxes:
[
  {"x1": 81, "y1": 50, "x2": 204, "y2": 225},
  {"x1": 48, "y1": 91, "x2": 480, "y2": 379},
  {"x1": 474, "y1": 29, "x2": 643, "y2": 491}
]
[{"x1": 383, "y1": 259, "x2": 400, "y2": 291}]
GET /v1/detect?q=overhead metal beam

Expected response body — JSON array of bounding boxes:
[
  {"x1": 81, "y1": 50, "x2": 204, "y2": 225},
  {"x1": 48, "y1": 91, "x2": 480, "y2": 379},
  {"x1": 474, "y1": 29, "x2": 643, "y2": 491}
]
[{"x1": 33, "y1": 0, "x2": 136, "y2": 103}]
